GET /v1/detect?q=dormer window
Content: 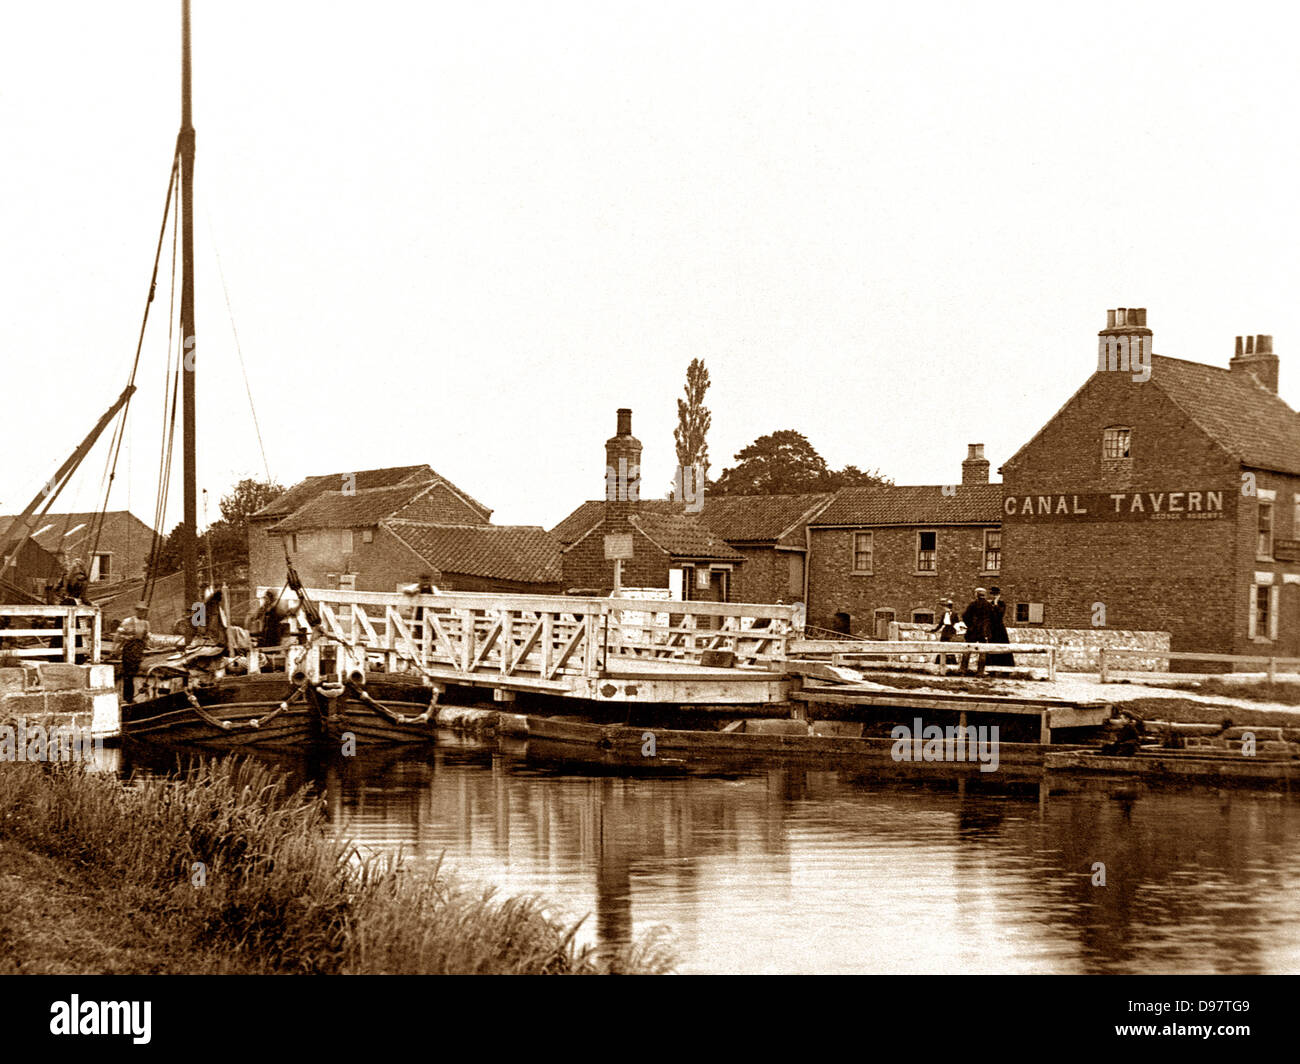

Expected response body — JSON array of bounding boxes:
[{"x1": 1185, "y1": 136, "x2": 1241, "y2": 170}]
[{"x1": 1102, "y1": 427, "x2": 1131, "y2": 460}]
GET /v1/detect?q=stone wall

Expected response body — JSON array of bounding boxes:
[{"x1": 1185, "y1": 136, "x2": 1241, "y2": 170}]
[
  {"x1": 0, "y1": 663, "x2": 119, "y2": 739},
  {"x1": 892, "y1": 621, "x2": 1171, "y2": 671}
]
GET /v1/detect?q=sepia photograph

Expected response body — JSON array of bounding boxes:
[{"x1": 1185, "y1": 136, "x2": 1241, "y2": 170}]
[{"x1": 0, "y1": 0, "x2": 1293, "y2": 1044}]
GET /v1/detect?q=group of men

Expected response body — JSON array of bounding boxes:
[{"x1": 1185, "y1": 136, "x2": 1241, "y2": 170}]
[{"x1": 930, "y1": 586, "x2": 1013, "y2": 676}]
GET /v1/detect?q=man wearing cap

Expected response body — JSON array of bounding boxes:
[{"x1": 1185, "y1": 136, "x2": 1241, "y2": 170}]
[
  {"x1": 959, "y1": 587, "x2": 993, "y2": 676},
  {"x1": 114, "y1": 602, "x2": 151, "y2": 702},
  {"x1": 931, "y1": 598, "x2": 960, "y2": 668}
]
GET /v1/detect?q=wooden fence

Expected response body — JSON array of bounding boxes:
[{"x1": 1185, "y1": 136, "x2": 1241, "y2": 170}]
[
  {"x1": 1097, "y1": 647, "x2": 1300, "y2": 683},
  {"x1": 0, "y1": 605, "x2": 101, "y2": 663}
]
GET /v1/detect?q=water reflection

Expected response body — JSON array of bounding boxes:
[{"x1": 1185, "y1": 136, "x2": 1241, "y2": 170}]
[{"x1": 119, "y1": 735, "x2": 1300, "y2": 974}]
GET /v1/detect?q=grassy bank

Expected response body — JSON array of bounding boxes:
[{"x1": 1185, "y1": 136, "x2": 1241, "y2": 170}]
[{"x1": 0, "y1": 758, "x2": 671, "y2": 974}]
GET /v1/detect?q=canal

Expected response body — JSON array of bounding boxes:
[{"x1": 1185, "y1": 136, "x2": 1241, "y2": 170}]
[{"x1": 119, "y1": 733, "x2": 1300, "y2": 975}]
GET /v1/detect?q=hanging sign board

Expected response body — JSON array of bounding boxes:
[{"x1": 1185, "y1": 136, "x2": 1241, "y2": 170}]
[{"x1": 604, "y1": 533, "x2": 634, "y2": 560}]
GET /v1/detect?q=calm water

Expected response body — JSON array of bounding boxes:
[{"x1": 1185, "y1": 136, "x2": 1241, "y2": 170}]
[{"x1": 121, "y1": 734, "x2": 1300, "y2": 974}]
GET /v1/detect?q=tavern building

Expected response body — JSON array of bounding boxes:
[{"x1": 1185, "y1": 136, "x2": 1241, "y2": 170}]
[{"x1": 999, "y1": 309, "x2": 1300, "y2": 658}]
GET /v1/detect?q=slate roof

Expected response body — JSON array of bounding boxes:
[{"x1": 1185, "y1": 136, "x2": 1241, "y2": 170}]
[
  {"x1": 387, "y1": 521, "x2": 563, "y2": 584},
  {"x1": 692, "y1": 493, "x2": 832, "y2": 546},
  {"x1": 628, "y1": 513, "x2": 743, "y2": 561},
  {"x1": 270, "y1": 484, "x2": 435, "y2": 533},
  {"x1": 813, "y1": 484, "x2": 1004, "y2": 526},
  {"x1": 255, "y1": 465, "x2": 490, "y2": 521},
  {"x1": 1146, "y1": 355, "x2": 1300, "y2": 475}
]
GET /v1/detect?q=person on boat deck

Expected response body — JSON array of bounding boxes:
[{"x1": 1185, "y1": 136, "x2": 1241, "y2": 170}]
[
  {"x1": 244, "y1": 590, "x2": 273, "y2": 643},
  {"x1": 958, "y1": 588, "x2": 993, "y2": 676},
  {"x1": 114, "y1": 602, "x2": 151, "y2": 703},
  {"x1": 201, "y1": 587, "x2": 227, "y2": 644},
  {"x1": 931, "y1": 598, "x2": 960, "y2": 667},
  {"x1": 257, "y1": 591, "x2": 290, "y2": 647},
  {"x1": 984, "y1": 586, "x2": 1014, "y2": 669}
]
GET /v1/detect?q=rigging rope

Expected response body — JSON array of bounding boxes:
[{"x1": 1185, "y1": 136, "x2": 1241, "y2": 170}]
[
  {"x1": 206, "y1": 207, "x2": 274, "y2": 486},
  {"x1": 85, "y1": 142, "x2": 182, "y2": 599}
]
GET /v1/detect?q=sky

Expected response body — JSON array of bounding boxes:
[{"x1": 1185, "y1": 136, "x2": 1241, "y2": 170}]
[{"x1": 2, "y1": 1, "x2": 1299, "y2": 532}]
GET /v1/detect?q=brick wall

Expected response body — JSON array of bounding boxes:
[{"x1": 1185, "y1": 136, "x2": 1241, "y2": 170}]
[
  {"x1": 395, "y1": 484, "x2": 490, "y2": 525},
  {"x1": 561, "y1": 520, "x2": 672, "y2": 593},
  {"x1": 729, "y1": 547, "x2": 802, "y2": 604},
  {"x1": 1000, "y1": 371, "x2": 1300, "y2": 658},
  {"x1": 807, "y1": 524, "x2": 1000, "y2": 637},
  {"x1": 894, "y1": 621, "x2": 1172, "y2": 671}
]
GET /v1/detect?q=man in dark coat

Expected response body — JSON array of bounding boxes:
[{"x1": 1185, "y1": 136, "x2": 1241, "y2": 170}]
[
  {"x1": 959, "y1": 587, "x2": 993, "y2": 676},
  {"x1": 985, "y1": 586, "x2": 1014, "y2": 668}
]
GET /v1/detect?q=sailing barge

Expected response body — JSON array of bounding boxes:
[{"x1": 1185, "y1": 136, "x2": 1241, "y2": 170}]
[{"x1": 104, "y1": 2, "x2": 439, "y2": 748}]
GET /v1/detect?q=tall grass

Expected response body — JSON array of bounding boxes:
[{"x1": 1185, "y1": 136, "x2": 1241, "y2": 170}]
[{"x1": 0, "y1": 758, "x2": 673, "y2": 974}]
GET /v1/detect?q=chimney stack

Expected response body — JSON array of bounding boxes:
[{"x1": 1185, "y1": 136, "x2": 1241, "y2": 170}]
[
  {"x1": 962, "y1": 443, "x2": 990, "y2": 486},
  {"x1": 1230, "y1": 334, "x2": 1279, "y2": 393},
  {"x1": 605, "y1": 407, "x2": 642, "y2": 528},
  {"x1": 1098, "y1": 306, "x2": 1153, "y2": 376}
]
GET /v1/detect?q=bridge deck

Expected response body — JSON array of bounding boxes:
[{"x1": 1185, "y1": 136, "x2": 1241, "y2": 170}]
[{"x1": 252, "y1": 587, "x2": 795, "y2": 705}]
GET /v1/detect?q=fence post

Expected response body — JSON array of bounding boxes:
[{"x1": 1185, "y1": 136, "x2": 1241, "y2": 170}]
[
  {"x1": 1047, "y1": 646, "x2": 1055, "y2": 683},
  {"x1": 1268, "y1": 657, "x2": 1277, "y2": 683},
  {"x1": 63, "y1": 609, "x2": 74, "y2": 663},
  {"x1": 1098, "y1": 647, "x2": 1108, "y2": 684}
]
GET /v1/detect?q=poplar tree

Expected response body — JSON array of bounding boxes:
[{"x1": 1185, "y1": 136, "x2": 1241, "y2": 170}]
[{"x1": 673, "y1": 359, "x2": 712, "y2": 481}]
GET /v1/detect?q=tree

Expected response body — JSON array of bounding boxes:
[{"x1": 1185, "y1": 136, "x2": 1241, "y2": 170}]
[
  {"x1": 148, "y1": 521, "x2": 187, "y2": 578},
  {"x1": 204, "y1": 478, "x2": 284, "y2": 583},
  {"x1": 709, "y1": 431, "x2": 892, "y2": 495},
  {"x1": 673, "y1": 359, "x2": 712, "y2": 482},
  {"x1": 146, "y1": 479, "x2": 283, "y2": 584}
]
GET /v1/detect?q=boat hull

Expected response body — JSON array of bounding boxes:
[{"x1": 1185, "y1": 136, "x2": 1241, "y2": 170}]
[{"x1": 120, "y1": 674, "x2": 438, "y2": 748}]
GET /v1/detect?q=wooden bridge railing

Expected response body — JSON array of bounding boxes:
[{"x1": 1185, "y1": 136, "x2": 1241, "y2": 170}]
[
  {"x1": 251, "y1": 587, "x2": 794, "y2": 686},
  {"x1": 0, "y1": 604, "x2": 101, "y2": 664}
]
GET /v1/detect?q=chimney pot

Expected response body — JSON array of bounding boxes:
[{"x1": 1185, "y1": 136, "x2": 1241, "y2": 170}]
[
  {"x1": 1107, "y1": 309, "x2": 1116, "y2": 329},
  {"x1": 1136, "y1": 308, "x2": 1146, "y2": 327},
  {"x1": 1246, "y1": 336, "x2": 1255, "y2": 355},
  {"x1": 1235, "y1": 336, "x2": 1244, "y2": 357},
  {"x1": 1258, "y1": 334, "x2": 1273, "y2": 354},
  {"x1": 616, "y1": 408, "x2": 632, "y2": 436}
]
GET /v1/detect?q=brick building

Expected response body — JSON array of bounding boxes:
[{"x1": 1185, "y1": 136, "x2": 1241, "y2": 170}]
[
  {"x1": 805, "y1": 448, "x2": 1002, "y2": 637},
  {"x1": 0, "y1": 510, "x2": 157, "y2": 588},
  {"x1": 689, "y1": 493, "x2": 831, "y2": 604},
  {"x1": 247, "y1": 464, "x2": 560, "y2": 595},
  {"x1": 555, "y1": 410, "x2": 743, "y2": 597},
  {"x1": 554, "y1": 490, "x2": 830, "y2": 604},
  {"x1": 999, "y1": 309, "x2": 1300, "y2": 657},
  {"x1": 247, "y1": 465, "x2": 491, "y2": 591}
]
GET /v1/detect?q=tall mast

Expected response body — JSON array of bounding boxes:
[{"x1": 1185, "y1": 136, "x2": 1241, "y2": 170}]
[{"x1": 180, "y1": 0, "x2": 199, "y2": 613}]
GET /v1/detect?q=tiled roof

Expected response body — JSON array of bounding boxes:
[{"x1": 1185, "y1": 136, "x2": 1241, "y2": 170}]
[
  {"x1": 387, "y1": 521, "x2": 563, "y2": 584},
  {"x1": 254, "y1": 465, "x2": 435, "y2": 518},
  {"x1": 629, "y1": 513, "x2": 744, "y2": 560},
  {"x1": 0, "y1": 511, "x2": 157, "y2": 553},
  {"x1": 549, "y1": 499, "x2": 680, "y2": 545},
  {"x1": 1147, "y1": 355, "x2": 1300, "y2": 475},
  {"x1": 694, "y1": 493, "x2": 832, "y2": 545},
  {"x1": 813, "y1": 484, "x2": 1003, "y2": 526},
  {"x1": 270, "y1": 483, "x2": 434, "y2": 533}
]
